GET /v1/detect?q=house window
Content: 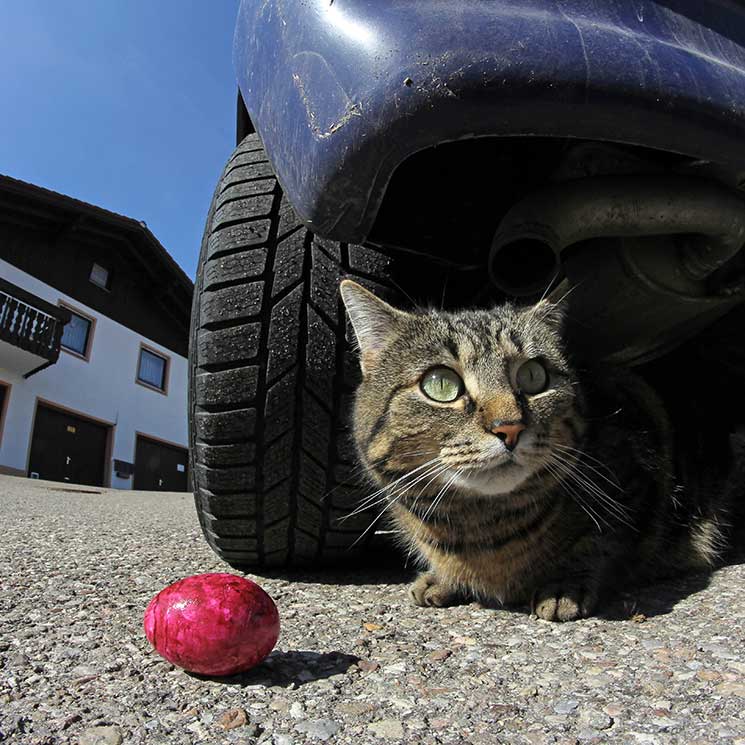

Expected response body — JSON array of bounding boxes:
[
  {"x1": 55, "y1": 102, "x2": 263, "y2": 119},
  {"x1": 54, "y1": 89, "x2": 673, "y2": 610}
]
[
  {"x1": 89, "y1": 263, "x2": 111, "y2": 290},
  {"x1": 137, "y1": 347, "x2": 168, "y2": 392},
  {"x1": 61, "y1": 311, "x2": 93, "y2": 357}
]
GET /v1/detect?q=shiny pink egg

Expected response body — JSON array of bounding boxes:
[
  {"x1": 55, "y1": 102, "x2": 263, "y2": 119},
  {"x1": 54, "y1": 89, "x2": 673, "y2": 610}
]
[{"x1": 143, "y1": 573, "x2": 279, "y2": 676}]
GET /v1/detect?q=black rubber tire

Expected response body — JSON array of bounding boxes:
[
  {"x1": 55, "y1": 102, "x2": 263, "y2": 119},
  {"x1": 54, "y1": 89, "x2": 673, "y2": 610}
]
[{"x1": 189, "y1": 134, "x2": 427, "y2": 569}]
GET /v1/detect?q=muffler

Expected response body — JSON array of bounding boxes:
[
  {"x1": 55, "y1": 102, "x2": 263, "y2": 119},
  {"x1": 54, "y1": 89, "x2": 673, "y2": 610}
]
[{"x1": 489, "y1": 176, "x2": 745, "y2": 296}]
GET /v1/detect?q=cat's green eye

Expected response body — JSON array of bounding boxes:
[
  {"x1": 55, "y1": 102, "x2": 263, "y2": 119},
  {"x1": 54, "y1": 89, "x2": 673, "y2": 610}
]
[
  {"x1": 421, "y1": 367, "x2": 464, "y2": 403},
  {"x1": 516, "y1": 359, "x2": 548, "y2": 394}
]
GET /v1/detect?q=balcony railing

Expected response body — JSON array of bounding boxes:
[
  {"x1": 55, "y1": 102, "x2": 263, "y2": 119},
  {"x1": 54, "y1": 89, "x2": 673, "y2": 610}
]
[{"x1": 0, "y1": 276, "x2": 71, "y2": 369}]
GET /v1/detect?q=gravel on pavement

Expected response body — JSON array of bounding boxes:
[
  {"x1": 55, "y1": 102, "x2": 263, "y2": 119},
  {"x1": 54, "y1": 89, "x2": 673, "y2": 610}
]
[{"x1": 1, "y1": 475, "x2": 744, "y2": 744}]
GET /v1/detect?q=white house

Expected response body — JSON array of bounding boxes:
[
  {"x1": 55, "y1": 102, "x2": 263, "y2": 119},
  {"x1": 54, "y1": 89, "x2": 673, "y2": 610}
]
[{"x1": 0, "y1": 176, "x2": 193, "y2": 490}]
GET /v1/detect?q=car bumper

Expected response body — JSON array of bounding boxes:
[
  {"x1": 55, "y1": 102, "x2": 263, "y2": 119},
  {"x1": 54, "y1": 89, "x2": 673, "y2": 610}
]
[{"x1": 235, "y1": 0, "x2": 745, "y2": 243}]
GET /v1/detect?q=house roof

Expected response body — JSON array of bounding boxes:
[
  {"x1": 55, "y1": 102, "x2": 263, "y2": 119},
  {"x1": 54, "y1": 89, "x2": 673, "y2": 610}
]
[{"x1": 0, "y1": 174, "x2": 193, "y2": 337}]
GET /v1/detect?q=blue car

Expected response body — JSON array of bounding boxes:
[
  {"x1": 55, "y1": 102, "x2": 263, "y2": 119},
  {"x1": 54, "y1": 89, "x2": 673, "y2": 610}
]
[{"x1": 190, "y1": 0, "x2": 745, "y2": 569}]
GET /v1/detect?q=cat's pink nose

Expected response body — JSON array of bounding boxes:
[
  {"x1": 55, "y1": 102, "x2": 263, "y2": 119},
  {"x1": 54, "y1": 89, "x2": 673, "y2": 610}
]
[{"x1": 489, "y1": 421, "x2": 526, "y2": 451}]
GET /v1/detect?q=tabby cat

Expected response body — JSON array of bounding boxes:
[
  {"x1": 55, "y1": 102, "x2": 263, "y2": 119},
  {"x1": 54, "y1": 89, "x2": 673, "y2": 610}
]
[{"x1": 339, "y1": 279, "x2": 742, "y2": 621}]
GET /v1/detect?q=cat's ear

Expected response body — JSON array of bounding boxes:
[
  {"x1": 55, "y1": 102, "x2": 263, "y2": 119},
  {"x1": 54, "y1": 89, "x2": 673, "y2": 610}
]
[
  {"x1": 340, "y1": 280, "x2": 406, "y2": 374},
  {"x1": 531, "y1": 298, "x2": 565, "y2": 330}
]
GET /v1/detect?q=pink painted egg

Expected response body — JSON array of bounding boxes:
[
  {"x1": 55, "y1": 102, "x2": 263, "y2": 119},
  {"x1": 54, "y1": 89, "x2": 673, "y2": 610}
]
[{"x1": 143, "y1": 573, "x2": 279, "y2": 677}]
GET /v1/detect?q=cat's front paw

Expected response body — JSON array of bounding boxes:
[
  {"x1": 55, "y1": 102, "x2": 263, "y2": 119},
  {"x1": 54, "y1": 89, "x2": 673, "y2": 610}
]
[
  {"x1": 532, "y1": 582, "x2": 597, "y2": 622},
  {"x1": 409, "y1": 572, "x2": 459, "y2": 608}
]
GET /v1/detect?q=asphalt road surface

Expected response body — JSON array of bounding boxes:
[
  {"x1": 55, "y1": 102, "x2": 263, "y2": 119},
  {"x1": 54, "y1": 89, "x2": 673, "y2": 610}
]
[{"x1": 1, "y1": 475, "x2": 744, "y2": 744}]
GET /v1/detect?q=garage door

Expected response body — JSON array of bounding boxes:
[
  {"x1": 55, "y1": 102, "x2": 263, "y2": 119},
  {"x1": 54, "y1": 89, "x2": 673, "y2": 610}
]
[
  {"x1": 28, "y1": 403, "x2": 109, "y2": 487},
  {"x1": 133, "y1": 435, "x2": 189, "y2": 491}
]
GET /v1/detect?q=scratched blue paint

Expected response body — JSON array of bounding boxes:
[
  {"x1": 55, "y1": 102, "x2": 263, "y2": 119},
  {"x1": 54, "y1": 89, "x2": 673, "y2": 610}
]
[{"x1": 234, "y1": 0, "x2": 745, "y2": 243}]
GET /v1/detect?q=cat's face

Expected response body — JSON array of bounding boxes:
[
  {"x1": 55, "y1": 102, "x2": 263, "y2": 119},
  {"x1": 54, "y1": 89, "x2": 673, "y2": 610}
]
[{"x1": 340, "y1": 280, "x2": 583, "y2": 498}]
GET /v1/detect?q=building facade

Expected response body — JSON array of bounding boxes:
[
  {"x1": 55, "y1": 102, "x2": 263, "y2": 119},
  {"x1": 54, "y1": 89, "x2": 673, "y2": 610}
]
[{"x1": 0, "y1": 176, "x2": 193, "y2": 490}]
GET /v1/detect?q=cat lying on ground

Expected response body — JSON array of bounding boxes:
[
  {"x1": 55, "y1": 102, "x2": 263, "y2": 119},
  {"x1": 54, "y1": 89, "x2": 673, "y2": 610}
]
[{"x1": 340, "y1": 279, "x2": 743, "y2": 621}]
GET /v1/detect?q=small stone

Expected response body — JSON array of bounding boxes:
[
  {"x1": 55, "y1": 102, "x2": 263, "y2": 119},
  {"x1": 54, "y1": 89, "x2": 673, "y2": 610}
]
[
  {"x1": 452, "y1": 636, "x2": 477, "y2": 645},
  {"x1": 651, "y1": 716, "x2": 679, "y2": 729},
  {"x1": 554, "y1": 699, "x2": 580, "y2": 715},
  {"x1": 641, "y1": 639, "x2": 664, "y2": 651},
  {"x1": 489, "y1": 704, "x2": 518, "y2": 717},
  {"x1": 426, "y1": 649, "x2": 452, "y2": 663},
  {"x1": 698, "y1": 669, "x2": 722, "y2": 683},
  {"x1": 338, "y1": 702, "x2": 376, "y2": 717},
  {"x1": 290, "y1": 702, "x2": 305, "y2": 719},
  {"x1": 643, "y1": 680, "x2": 667, "y2": 696},
  {"x1": 274, "y1": 736, "x2": 293, "y2": 745},
  {"x1": 357, "y1": 659, "x2": 380, "y2": 673},
  {"x1": 294, "y1": 719, "x2": 340, "y2": 741},
  {"x1": 363, "y1": 622, "x2": 384, "y2": 632},
  {"x1": 78, "y1": 725, "x2": 124, "y2": 745},
  {"x1": 577, "y1": 729, "x2": 603, "y2": 742},
  {"x1": 368, "y1": 719, "x2": 405, "y2": 738},
  {"x1": 403, "y1": 77, "x2": 413, "y2": 87},
  {"x1": 10, "y1": 653, "x2": 29, "y2": 667},
  {"x1": 628, "y1": 733, "x2": 660, "y2": 744},
  {"x1": 70, "y1": 664, "x2": 99, "y2": 678},
  {"x1": 716, "y1": 682, "x2": 745, "y2": 697},
  {"x1": 579, "y1": 708, "x2": 613, "y2": 730},
  {"x1": 61, "y1": 714, "x2": 82, "y2": 730},
  {"x1": 218, "y1": 708, "x2": 249, "y2": 730}
]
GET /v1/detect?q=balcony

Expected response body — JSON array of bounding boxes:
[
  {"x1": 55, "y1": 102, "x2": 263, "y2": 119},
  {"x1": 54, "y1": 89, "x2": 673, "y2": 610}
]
[{"x1": 0, "y1": 276, "x2": 71, "y2": 378}]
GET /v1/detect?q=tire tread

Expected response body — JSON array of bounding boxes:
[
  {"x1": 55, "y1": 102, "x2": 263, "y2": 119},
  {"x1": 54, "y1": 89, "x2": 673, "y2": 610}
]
[{"x1": 189, "y1": 133, "x2": 405, "y2": 568}]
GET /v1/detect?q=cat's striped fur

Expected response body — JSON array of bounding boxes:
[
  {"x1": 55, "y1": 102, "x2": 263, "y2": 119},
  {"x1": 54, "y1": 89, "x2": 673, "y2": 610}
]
[{"x1": 340, "y1": 279, "x2": 742, "y2": 621}]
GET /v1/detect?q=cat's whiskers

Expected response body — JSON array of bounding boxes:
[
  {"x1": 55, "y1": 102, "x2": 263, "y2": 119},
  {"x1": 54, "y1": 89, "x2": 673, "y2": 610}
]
[
  {"x1": 406, "y1": 467, "x2": 464, "y2": 562},
  {"x1": 348, "y1": 459, "x2": 450, "y2": 547},
  {"x1": 343, "y1": 455, "x2": 447, "y2": 527},
  {"x1": 548, "y1": 454, "x2": 619, "y2": 514},
  {"x1": 320, "y1": 460, "x2": 381, "y2": 505},
  {"x1": 546, "y1": 452, "x2": 635, "y2": 529},
  {"x1": 564, "y1": 461, "x2": 632, "y2": 525},
  {"x1": 403, "y1": 464, "x2": 454, "y2": 565},
  {"x1": 338, "y1": 456, "x2": 441, "y2": 522},
  {"x1": 320, "y1": 448, "x2": 438, "y2": 508},
  {"x1": 553, "y1": 443, "x2": 622, "y2": 489},
  {"x1": 327, "y1": 448, "x2": 441, "y2": 510},
  {"x1": 542, "y1": 459, "x2": 606, "y2": 532},
  {"x1": 557, "y1": 461, "x2": 629, "y2": 521},
  {"x1": 548, "y1": 444, "x2": 616, "y2": 528},
  {"x1": 422, "y1": 468, "x2": 463, "y2": 523},
  {"x1": 408, "y1": 465, "x2": 453, "y2": 516}
]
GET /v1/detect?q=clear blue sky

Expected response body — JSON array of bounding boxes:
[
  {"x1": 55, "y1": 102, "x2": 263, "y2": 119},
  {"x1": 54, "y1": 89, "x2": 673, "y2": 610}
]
[{"x1": 0, "y1": 1, "x2": 240, "y2": 279}]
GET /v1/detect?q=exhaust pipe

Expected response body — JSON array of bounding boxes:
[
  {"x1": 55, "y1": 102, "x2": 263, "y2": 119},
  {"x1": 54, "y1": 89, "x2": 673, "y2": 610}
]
[{"x1": 489, "y1": 176, "x2": 745, "y2": 296}]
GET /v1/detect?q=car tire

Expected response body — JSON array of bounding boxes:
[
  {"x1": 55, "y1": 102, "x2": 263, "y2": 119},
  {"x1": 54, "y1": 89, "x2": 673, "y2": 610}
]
[{"x1": 189, "y1": 134, "x2": 440, "y2": 569}]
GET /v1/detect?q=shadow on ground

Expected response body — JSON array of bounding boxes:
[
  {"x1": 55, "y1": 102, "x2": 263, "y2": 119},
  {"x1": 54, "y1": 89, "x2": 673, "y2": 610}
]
[
  {"x1": 190, "y1": 650, "x2": 361, "y2": 688},
  {"x1": 599, "y1": 570, "x2": 713, "y2": 620},
  {"x1": 236, "y1": 542, "x2": 417, "y2": 587}
]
